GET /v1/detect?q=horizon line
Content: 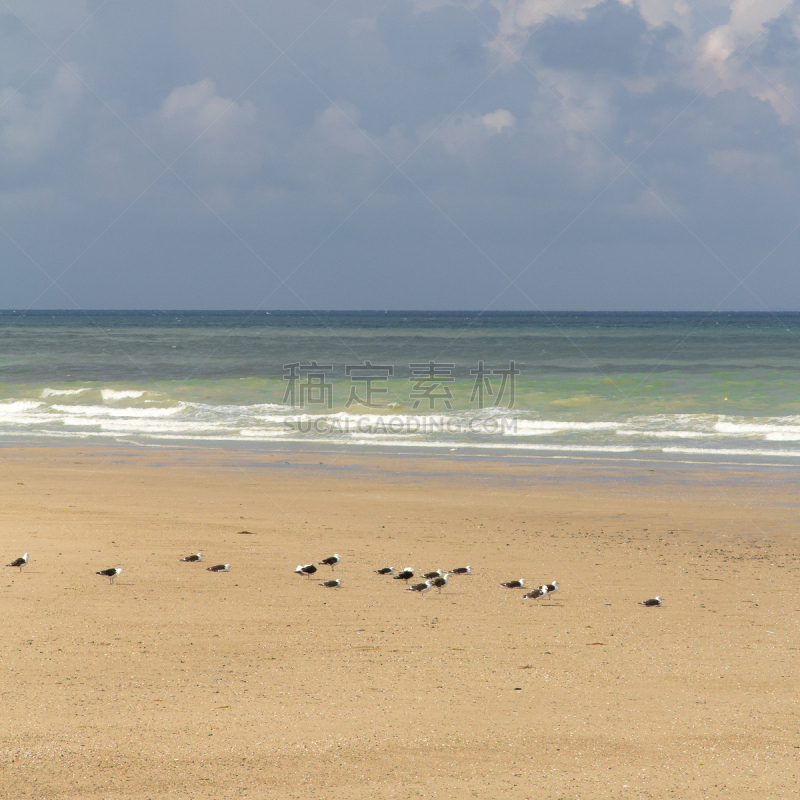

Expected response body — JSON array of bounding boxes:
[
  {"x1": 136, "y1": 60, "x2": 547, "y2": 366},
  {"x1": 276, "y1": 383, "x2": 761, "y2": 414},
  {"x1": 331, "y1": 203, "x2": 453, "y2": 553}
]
[{"x1": 2, "y1": 309, "x2": 799, "y2": 315}]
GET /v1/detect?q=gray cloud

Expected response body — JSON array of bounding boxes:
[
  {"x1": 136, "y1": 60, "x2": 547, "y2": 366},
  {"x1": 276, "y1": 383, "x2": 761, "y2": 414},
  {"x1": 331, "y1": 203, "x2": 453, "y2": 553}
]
[
  {"x1": 530, "y1": 1, "x2": 679, "y2": 77},
  {"x1": 1, "y1": 0, "x2": 800, "y2": 310}
]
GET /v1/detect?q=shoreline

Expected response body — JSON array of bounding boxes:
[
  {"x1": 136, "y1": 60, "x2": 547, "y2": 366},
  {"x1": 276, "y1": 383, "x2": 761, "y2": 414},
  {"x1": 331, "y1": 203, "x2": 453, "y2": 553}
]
[
  {"x1": 1, "y1": 445, "x2": 798, "y2": 798},
  {"x1": 5, "y1": 434, "x2": 800, "y2": 472}
]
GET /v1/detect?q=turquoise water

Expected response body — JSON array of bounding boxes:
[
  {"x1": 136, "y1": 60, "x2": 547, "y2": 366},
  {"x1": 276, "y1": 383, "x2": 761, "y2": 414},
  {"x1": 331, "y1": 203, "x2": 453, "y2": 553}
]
[{"x1": 2, "y1": 310, "x2": 800, "y2": 461}]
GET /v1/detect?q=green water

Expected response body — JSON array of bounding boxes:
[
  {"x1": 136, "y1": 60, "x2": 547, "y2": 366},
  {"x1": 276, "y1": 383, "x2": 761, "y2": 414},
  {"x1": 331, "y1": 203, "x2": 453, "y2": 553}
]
[{"x1": 2, "y1": 311, "x2": 800, "y2": 459}]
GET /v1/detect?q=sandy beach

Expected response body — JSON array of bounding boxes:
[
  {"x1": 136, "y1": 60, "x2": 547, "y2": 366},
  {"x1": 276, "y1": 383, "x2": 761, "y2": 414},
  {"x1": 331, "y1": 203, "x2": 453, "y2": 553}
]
[{"x1": 1, "y1": 445, "x2": 798, "y2": 799}]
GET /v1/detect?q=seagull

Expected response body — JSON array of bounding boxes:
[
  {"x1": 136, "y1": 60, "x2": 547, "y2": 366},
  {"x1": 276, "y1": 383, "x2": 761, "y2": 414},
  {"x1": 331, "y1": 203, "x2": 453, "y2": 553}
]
[
  {"x1": 374, "y1": 567, "x2": 395, "y2": 575},
  {"x1": 407, "y1": 580, "x2": 432, "y2": 595},
  {"x1": 422, "y1": 569, "x2": 443, "y2": 580},
  {"x1": 431, "y1": 573, "x2": 450, "y2": 593},
  {"x1": 180, "y1": 553, "x2": 203, "y2": 562},
  {"x1": 393, "y1": 568, "x2": 414, "y2": 581},
  {"x1": 96, "y1": 567, "x2": 122, "y2": 584},
  {"x1": 319, "y1": 579, "x2": 341, "y2": 588},
  {"x1": 524, "y1": 586, "x2": 548, "y2": 600},
  {"x1": 545, "y1": 580, "x2": 559, "y2": 594},
  {"x1": 500, "y1": 579, "x2": 526, "y2": 589},
  {"x1": 295, "y1": 563, "x2": 317, "y2": 578},
  {"x1": 639, "y1": 596, "x2": 662, "y2": 607},
  {"x1": 450, "y1": 566, "x2": 471, "y2": 575},
  {"x1": 318, "y1": 554, "x2": 340, "y2": 570},
  {"x1": 206, "y1": 564, "x2": 231, "y2": 573},
  {"x1": 6, "y1": 553, "x2": 28, "y2": 573}
]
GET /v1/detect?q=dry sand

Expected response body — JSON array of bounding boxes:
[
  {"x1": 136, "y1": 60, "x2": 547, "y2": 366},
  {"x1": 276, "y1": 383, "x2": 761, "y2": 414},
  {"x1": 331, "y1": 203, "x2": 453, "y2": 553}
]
[{"x1": 1, "y1": 445, "x2": 798, "y2": 799}]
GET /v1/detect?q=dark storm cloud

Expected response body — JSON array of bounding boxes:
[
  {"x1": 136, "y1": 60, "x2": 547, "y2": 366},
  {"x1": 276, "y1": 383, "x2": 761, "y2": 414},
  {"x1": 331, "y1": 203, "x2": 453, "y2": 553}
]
[{"x1": 530, "y1": 1, "x2": 679, "y2": 78}]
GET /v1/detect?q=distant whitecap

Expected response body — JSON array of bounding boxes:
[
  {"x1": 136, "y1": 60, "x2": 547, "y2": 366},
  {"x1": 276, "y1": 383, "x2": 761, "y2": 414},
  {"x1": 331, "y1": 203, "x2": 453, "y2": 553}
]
[
  {"x1": 101, "y1": 389, "x2": 146, "y2": 401},
  {"x1": 41, "y1": 388, "x2": 90, "y2": 398}
]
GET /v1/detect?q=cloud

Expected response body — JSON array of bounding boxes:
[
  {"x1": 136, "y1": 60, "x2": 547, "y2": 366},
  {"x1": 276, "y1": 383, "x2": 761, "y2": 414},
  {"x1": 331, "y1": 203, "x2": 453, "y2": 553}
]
[
  {"x1": 424, "y1": 0, "x2": 800, "y2": 124},
  {"x1": 482, "y1": 108, "x2": 515, "y2": 132},
  {"x1": 697, "y1": 2, "x2": 800, "y2": 123},
  {"x1": 486, "y1": 0, "x2": 614, "y2": 61},
  {"x1": 708, "y1": 148, "x2": 787, "y2": 185},
  {"x1": 3, "y1": 0, "x2": 800, "y2": 309},
  {"x1": 288, "y1": 101, "x2": 412, "y2": 204},
  {"x1": 616, "y1": 187, "x2": 685, "y2": 218},
  {"x1": 485, "y1": 0, "x2": 717, "y2": 59},
  {"x1": 0, "y1": 63, "x2": 83, "y2": 165},
  {"x1": 425, "y1": 108, "x2": 516, "y2": 158},
  {"x1": 407, "y1": 0, "x2": 461, "y2": 12},
  {"x1": 702, "y1": 0, "x2": 792, "y2": 64},
  {"x1": 530, "y1": 1, "x2": 680, "y2": 77},
  {"x1": 309, "y1": 102, "x2": 376, "y2": 157},
  {"x1": 156, "y1": 79, "x2": 260, "y2": 171}
]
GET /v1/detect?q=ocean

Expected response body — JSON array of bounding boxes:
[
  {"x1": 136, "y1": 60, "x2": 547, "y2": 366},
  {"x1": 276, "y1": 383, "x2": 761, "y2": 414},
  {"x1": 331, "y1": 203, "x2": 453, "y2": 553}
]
[{"x1": 2, "y1": 310, "x2": 800, "y2": 464}]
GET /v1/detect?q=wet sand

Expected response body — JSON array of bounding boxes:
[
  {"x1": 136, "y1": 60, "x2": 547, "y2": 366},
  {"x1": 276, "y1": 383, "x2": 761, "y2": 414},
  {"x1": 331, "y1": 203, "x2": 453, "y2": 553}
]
[{"x1": 1, "y1": 445, "x2": 798, "y2": 799}]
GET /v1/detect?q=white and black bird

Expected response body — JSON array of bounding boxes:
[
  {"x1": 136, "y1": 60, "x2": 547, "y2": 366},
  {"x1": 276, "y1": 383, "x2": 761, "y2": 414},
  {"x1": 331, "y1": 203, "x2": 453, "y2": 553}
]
[
  {"x1": 319, "y1": 579, "x2": 341, "y2": 588},
  {"x1": 545, "y1": 580, "x2": 559, "y2": 594},
  {"x1": 407, "y1": 580, "x2": 433, "y2": 595},
  {"x1": 295, "y1": 563, "x2": 317, "y2": 578},
  {"x1": 6, "y1": 552, "x2": 28, "y2": 573},
  {"x1": 450, "y1": 566, "x2": 471, "y2": 575},
  {"x1": 96, "y1": 567, "x2": 122, "y2": 584},
  {"x1": 431, "y1": 572, "x2": 450, "y2": 593},
  {"x1": 180, "y1": 552, "x2": 203, "y2": 562},
  {"x1": 639, "y1": 596, "x2": 662, "y2": 607},
  {"x1": 207, "y1": 564, "x2": 231, "y2": 572},
  {"x1": 422, "y1": 569, "x2": 443, "y2": 580},
  {"x1": 500, "y1": 579, "x2": 526, "y2": 589},
  {"x1": 318, "y1": 554, "x2": 340, "y2": 570},
  {"x1": 374, "y1": 567, "x2": 395, "y2": 575},
  {"x1": 393, "y1": 568, "x2": 414, "y2": 581},
  {"x1": 524, "y1": 585, "x2": 548, "y2": 600}
]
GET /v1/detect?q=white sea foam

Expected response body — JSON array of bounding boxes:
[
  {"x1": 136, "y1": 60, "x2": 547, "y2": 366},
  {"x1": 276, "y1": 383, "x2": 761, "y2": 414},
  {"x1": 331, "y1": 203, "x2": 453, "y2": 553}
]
[
  {"x1": 339, "y1": 438, "x2": 643, "y2": 453},
  {"x1": 0, "y1": 400, "x2": 43, "y2": 413},
  {"x1": 52, "y1": 404, "x2": 185, "y2": 418},
  {"x1": 615, "y1": 429, "x2": 716, "y2": 439},
  {"x1": 0, "y1": 430, "x2": 97, "y2": 439},
  {"x1": 714, "y1": 419, "x2": 800, "y2": 435},
  {"x1": 0, "y1": 400, "x2": 45, "y2": 426},
  {"x1": 763, "y1": 432, "x2": 800, "y2": 441},
  {"x1": 101, "y1": 389, "x2": 146, "y2": 401},
  {"x1": 41, "y1": 388, "x2": 91, "y2": 398},
  {"x1": 65, "y1": 418, "x2": 225, "y2": 434},
  {"x1": 662, "y1": 446, "x2": 800, "y2": 458},
  {"x1": 239, "y1": 428, "x2": 294, "y2": 438},
  {"x1": 278, "y1": 411, "x2": 520, "y2": 436},
  {"x1": 4, "y1": 397, "x2": 800, "y2": 461},
  {"x1": 514, "y1": 420, "x2": 619, "y2": 435}
]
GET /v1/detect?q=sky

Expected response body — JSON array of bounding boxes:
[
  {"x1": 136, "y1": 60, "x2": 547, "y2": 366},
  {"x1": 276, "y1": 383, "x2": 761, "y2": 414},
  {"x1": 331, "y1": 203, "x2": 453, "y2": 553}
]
[{"x1": 1, "y1": 0, "x2": 800, "y2": 311}]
